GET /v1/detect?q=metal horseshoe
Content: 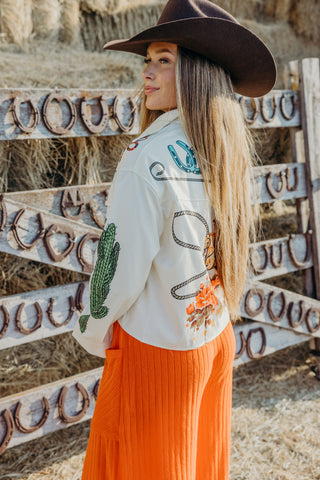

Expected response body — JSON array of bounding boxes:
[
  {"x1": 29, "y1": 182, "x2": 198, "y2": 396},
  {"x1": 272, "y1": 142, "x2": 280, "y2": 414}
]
[
  {"x1": 110, "y1": 95, "x2": 136, "y2": 133},
  {"x1": 266, "y1": 170, "x2": 287, "y2": 199},
  {"x1": 286, "y1": 166, "x2": 299, "y2": 192},
  {"x1": 12, "y1": 97, "x2": 40, "y2": 133},
  {"x1": 267, "y1": 291, "x2": 286, "y2": 323},
  {"x1": 260, "y1": 95, "x2": 277, "y2": 123},
  {"x1": 234, "y1": 331, "x2": 246, "y2": 359},
  {"x1": 269, "y1": 243, "x2": 283, "y2": 268},
  {"x1": 42, "y1": 93, "x2": 77, "y2": 135},
  {"x1": 43, "y1": 224, "x2": 76, "y2": 262},
  {"x1": 246, "y1": 327, "x2": 266, "y2": 360},
  {"x1": 0, "y1": 305, "x2": 10, "y2": 339},
  {"x1": 287, "y1": 232, "x2": 312, "y2": 268},
  {"x1": 280, "y1": 93, "x2": 296, "y2": 121},
  {"x1": 11, "y1": 210, "x2": 46, "y2": 250},
  {"x1": 47, "y1": 296, "x2": 76, "y2": 328},
  {"x1": 0, "y1": 195, "x2": 7, "y2": 238},
  {"x1": 239, "y1": 96, "x2": 259, "y2": 125},
  {"x1": 61, "y1": 188, "x2": 85, "y2": 221},
  {"x1": 80, "y1": 96, "x2": 109, "y2": 134},
  {"x1": 287, "y1": 300, "x2": 305, "y2": 328},
  {"x1": 305, "y1": 307, "x2": 320, "y2": 334},
  {"x1": 87, "y1": 200, "x2": 105, "y2": 229},
  {"x1": 14, "y1": 398, "x2": 50, "y2": 433},
  {"x1": 0, "y1": 409, "x2": 14, "y2": 455},
  {"x1": 249, "y1": 245, "x2": 268, "y2": 274},
  {"x1": 244, "y1": 288, "x2": 266, "y2": 317},
  {"x1": 75, "y1": 282, "x2": 85, "y2": 312},
  {"x1": 16, "y1": 302, "x2": 43, "y2": 335},
  {"x1": 58, "y1": 382, "x2": 90, "y2": 424},
  {"x1": 77, "y1": 232, "x2": 100, "y2": 273},
  {"x1": 93, "y1": 379, "x2": 100, "y2": 399}
]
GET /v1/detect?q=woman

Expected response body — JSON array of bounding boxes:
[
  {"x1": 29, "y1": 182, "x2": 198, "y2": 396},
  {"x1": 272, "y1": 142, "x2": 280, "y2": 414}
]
[{"x1": 73, "y1": 1, "x2": 276, "y2": 478}]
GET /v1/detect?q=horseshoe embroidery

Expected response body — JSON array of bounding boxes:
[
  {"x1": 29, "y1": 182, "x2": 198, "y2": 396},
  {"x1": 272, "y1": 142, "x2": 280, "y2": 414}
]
[
  {"x1": 266, "y1": 170, "x2": 287, "y2": 199},
  {"x1": 168, "y1": 141, "x2": 201, "y2": 174},
  {"x1": 0, "y1": 305, "x2": 10, "y2": 339},
  {"x1": 80, "y1": 96, "x2": 109, "y2": 134},
  {"x1": 267, "y1": 291, "x2": 286, "y2": 323},
  {"x1": 287, "y1": 300, "x2": 305, "y2": 328},
  {"x1": 12, "y1": 97, "x2": 40, "y2": 133},
  {"x1": 43, "y1": 224, "x2": 76, "y2": 262},
  {"x1": 47, "y1": 296, "x2": 76, "y2": 328},
  {"x1": 15, "y1": 302, "x2": 43, "y2": 335},
  {"x1": 0, "y1": 409, "x2": 14, "y2": 455},
  {"x1": 14, "y1": 398, "x2": 50, "y2": 433},
  {"x1": 58, "y1": 382, "x2": 90, "y2": 423},
  {"x1": 110, "y1": 95, "x2": 135, "y2": 133},
  {"x1": 42, "y1": 93, "x2": 77, "y2": 135},
  {"x1": 287, "y1": 232, "x2": 312, "y2": 268},
  {"x1": 0, "y1": 195, "x2": 7, "y2": 238},
  {"x1": 11, "y1": 210, "x2": 46, "y2": 250}
]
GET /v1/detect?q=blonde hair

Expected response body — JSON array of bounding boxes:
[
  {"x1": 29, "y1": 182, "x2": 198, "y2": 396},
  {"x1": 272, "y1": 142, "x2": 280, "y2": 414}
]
[{"x1": 139, "y1": 47, "x2": 256, "y2": 318}]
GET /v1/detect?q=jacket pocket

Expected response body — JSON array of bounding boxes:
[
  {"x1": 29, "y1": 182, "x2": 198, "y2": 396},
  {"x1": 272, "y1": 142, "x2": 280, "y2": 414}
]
[{"x1": 91, "y1": 349, "x2": 123, "y2": 439}]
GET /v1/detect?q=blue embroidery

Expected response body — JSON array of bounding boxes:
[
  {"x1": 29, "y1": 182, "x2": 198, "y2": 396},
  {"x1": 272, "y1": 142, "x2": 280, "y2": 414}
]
[{"x1": 168, "y1": 140, "x2": 201, "y2": 175}]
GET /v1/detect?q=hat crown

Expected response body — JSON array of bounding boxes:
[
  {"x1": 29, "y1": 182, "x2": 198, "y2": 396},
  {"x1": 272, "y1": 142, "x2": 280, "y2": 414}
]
[{"x1": 157, "y1": 0, "x2": 238, "y2": 26}]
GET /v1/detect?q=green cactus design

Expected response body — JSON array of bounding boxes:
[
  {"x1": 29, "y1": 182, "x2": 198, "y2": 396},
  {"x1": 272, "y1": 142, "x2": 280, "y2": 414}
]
[{"x1": 79, "y1": 223, "x2": 120, "y2": 334}]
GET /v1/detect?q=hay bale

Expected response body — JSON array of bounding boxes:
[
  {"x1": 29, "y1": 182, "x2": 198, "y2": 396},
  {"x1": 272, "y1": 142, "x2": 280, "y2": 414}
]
[
  {"x1": 59, "y1": 0, "x2": 81, "y2": 45},
  {"x1": 0, "y1": 0, "x2": 33, "y2": 45},
  {"x1": 32, "y1": 0, "x2": 61, "y2": 41}
]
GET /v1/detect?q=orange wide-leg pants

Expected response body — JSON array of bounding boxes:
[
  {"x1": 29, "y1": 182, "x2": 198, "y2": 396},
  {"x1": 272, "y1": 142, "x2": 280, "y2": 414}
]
[{"x1": 81, "y1": 320, "x2": 236, "y2": 480}]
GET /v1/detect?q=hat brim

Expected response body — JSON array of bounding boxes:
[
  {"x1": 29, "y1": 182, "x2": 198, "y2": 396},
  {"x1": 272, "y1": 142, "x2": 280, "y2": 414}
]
[{"x1": 103, "y1": 17, "x2": 276, "y2": 98}]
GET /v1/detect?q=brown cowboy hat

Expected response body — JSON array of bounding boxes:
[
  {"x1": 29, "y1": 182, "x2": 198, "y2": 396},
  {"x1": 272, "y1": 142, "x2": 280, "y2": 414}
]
[{"x1": 103, "y1": 0, "x2": 276, "y2": 97}]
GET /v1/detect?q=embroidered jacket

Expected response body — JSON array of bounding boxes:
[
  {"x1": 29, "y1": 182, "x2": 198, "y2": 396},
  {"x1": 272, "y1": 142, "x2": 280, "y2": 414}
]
[{"x1": 72, "y1": 110, "x2": 230, "y2": 357}]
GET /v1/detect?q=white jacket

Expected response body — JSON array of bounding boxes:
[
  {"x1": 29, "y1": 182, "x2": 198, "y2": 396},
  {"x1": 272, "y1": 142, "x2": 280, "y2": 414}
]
[{"x1": 73, "y1": 109, "x2": 230, "y2": 357}]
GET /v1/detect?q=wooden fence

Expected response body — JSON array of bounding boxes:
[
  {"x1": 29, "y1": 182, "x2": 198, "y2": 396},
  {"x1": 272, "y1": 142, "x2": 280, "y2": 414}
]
[{"x1": 0, "y1": 57, "x2": 319, "y2": 455}]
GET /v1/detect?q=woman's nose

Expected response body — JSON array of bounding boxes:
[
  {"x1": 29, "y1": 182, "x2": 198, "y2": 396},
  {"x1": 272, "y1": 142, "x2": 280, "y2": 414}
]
[{"x1": 142, "y1": 64, "x2": 155, "y2": 80}]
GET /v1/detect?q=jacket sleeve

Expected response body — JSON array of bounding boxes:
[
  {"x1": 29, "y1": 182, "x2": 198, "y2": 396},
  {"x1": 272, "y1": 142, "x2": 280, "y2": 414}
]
[{"x1": 72, "y1": 168, "x2": 164, "y2": 357}]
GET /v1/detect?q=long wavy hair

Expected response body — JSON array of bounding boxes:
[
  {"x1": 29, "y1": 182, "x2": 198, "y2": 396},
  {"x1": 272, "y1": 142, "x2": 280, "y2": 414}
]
[{"x1": 139, "y1": 46, "x2": 256, "y2": 318}]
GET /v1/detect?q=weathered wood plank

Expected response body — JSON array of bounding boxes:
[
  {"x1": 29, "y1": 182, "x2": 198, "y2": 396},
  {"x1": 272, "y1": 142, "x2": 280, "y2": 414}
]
[
  {"x1": 0, "y1": 89, "x2": 139, "y2": 140},
  {"x1": 0, "y1": 281, "x2": 89, "y2": 350},
  {"x1": 241, "y1": 279, "x2": 320, "y2": 338},
  {"x1": 0, "y1": 88, "x2": 300, "y2": 142},
  {"x1": 249, "y1": 232, "x2": 313, "y2": 280},
  {"x1": 0, "y1": 197, "x2": 101, "y2": 274},
  {"x1": 0, "y1": 320, "x2": 310, "y2": 454},
  {"x1": 7, "y1": 184, "x2": 110, "y2": 229},
  {"x1": 251, "y1": 162, "x2": 306, "y2": 204},
  {"x1": 298, "y1": 58, "x2": 320, "y2": 298},
  {"x1": 233, "y1": 320, "x2": 310, "y2": 366}
]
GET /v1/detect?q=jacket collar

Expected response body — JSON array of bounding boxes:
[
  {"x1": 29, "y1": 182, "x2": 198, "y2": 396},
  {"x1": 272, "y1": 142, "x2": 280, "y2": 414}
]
[{"x1": 137, "y1": 109, "x2": 179, "y2": 139}]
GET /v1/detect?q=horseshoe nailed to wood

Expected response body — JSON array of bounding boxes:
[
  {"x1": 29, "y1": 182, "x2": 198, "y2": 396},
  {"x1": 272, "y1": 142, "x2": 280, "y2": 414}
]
[
  {"x1": 12, "y1": 97, "x2": 40, "y2": 134},
  {"x1": 43, "y1": 224, "x2": 76, "y2": 262},
  {"x1": 75, "y1": 282, "x2": 86, "y2": 312},
  {"x1": 14, "y1": 398, "x2": 50, "y2": 434},
  {"x1": 260, "y1": 95, "x2": 277, "y2": 123},
  {"x1": 234, "y1": 331, "x2": 246, "y2": 359},
  {"x1": 269, "y1": 243, "x2": 283, "y2": 269},
  {"x1": 110, "y1": 96, "x2": 136, "y2": 133},
  {"x1": 244, "y1": 288, "x2": 266, "y2": 317},
  {"x1": 77, "y1": 232, "x2": 101, "y2": 273},
  {"x1": 267, "y1": 291, "x2": 286, "y2": 323},
  {"x1": 280, "y1": 93, "x2": 296, "y2": 121},
  {"x1": 47, "y1": 296, "x2": 76, "y2": 328},
  {"x1": 87, "y1": 200, "x2": 106, "y2": 229},
  {"x1": 287, "y1": 232, "x2": 312, "y2": 268},
  {"x1": 80, "y1": 96, "x2": 109, "y2": 134},
  {"x1": 42, "y1": 93, "x2": 77, "y2": 135},
  {"x1": 61, "y1": 188, "x2": 85, "y2": 221},
  {"x1": 249, "y1": 245, "x2": 268, "y2": 275},
  {"x1": 58, "y1": 382, "x2": 90, "y2": 424},
  {"x1": 305, "y1": 307, "x2": 320, "y2": 334},
  {"x1": 0, "y1": 409, "x2": 14, "y2": 455},
  {"x1": 285, "y1": 166, "x2": 299, "y2": 192},
  {"x1": 266, "y1": 170, "x2": 287, "y2": 199},
  {"x1": 93, "y1": 379, "x2": 100, "y2": 400},
  {"x1": 11, "y1": 210, "x2": 46, "y2": 250},
  {"x1": 246, "y1": 327, "x2": 266, "y2": 360},
  {"x1": 287, "y1": 300, "x2": 305, "y2": 328},
  {"x1": 0, "y1": 195, "x2": 7, "y2": 238},
  {"x1": 239, "y1": 96, "x2": 259, "y2": 124},
  {"x1": 0, "y1": 305, "x2": 10, "y2": 339},
  {"x1": 15, "y1": 302, "x2": 43, "y2": 335}
]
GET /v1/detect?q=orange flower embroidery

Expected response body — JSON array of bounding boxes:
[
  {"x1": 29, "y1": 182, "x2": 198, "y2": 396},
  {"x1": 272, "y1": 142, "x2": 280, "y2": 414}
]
[{"x1": 185, "y1": 277, "x2": 221, "y2": 332}]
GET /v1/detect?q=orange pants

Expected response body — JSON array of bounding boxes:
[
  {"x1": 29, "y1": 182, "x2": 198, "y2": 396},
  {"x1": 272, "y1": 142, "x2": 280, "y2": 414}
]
[{"x1": 82, "y1": 320, "x2": 236, "y2": 480}]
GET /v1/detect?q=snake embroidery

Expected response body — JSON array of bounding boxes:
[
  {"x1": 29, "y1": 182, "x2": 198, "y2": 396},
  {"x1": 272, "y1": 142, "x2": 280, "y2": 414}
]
[{"x1": 79, "y1": 223, "x2": 120, "y2": 333}]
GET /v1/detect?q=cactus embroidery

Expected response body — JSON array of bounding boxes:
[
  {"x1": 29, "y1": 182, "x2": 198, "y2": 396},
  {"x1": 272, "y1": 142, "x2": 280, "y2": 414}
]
[{"x1": 79, "y1": 223, "x2": 120, "y2": 333}]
